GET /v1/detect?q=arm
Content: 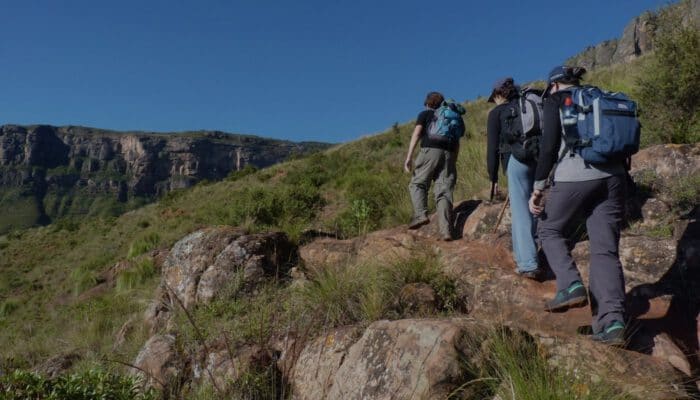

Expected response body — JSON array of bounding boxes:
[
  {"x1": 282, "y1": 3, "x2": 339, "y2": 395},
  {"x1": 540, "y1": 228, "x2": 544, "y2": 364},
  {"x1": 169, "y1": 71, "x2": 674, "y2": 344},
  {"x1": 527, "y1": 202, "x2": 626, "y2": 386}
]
[
  {"x1": 530, "y1": 95, "x2": 563, "y2": 215},
  {"x1": 533, "y1": 96, "x2": 562, "y2": 190},
  {"x1": 404, "y1": 124, "x2": 423, "y2": 173},
  {"x1": 486, "y1": 108, "x2": 501, "y2": 184}
]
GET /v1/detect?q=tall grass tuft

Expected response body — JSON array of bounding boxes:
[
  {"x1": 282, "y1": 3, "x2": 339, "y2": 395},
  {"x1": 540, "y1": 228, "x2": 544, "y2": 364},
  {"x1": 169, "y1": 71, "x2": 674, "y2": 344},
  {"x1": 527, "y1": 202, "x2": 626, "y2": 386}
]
[{"x1": 452, "y1": 327, "x2": 635, "y2": 400}]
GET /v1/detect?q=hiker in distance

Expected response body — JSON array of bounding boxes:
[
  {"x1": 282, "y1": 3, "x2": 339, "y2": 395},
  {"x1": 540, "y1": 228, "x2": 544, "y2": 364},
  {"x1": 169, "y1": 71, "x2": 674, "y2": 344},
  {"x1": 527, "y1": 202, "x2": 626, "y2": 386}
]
[
  {"x1": 404, "y1": 91, "x2": 466, "y2": 241},
  {"x1": 486, "y1": 77, "x2": 543, "y2": 279},
  {"x1": 530, "y1": 66, "x2": 640, "y2": 346}
]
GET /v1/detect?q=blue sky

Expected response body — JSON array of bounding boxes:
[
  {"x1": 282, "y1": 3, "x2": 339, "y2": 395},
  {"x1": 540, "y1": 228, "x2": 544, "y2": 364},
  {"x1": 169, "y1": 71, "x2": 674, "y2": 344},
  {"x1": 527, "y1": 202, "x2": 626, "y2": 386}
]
[{"x1": 1, "y1": 1, "x2": 668, "y2": 143}]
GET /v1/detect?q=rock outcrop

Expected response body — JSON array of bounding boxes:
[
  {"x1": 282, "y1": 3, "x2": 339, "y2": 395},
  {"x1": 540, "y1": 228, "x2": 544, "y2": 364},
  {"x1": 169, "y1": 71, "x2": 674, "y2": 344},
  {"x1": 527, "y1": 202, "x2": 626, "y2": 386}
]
[
  {"x1": 0, "y1": 124, "x2": 328, "y2": 232},
  {"x1": 566, "y1": 0, "x2": 699, "y2": 70}
]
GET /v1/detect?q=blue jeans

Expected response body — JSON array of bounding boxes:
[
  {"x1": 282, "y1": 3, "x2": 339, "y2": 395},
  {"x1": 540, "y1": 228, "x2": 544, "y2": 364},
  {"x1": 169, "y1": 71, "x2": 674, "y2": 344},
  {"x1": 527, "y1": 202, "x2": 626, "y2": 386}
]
[{"x1": 507, "y1": 155, "x2": 538, "y2": 272}]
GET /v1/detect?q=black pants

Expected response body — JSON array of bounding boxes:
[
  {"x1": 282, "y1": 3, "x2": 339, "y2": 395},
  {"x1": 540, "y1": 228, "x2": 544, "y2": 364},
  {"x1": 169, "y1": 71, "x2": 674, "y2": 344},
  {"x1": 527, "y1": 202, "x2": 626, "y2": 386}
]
[{"x1": 538, "y1": 175, "x2": 626, "y2": 332}]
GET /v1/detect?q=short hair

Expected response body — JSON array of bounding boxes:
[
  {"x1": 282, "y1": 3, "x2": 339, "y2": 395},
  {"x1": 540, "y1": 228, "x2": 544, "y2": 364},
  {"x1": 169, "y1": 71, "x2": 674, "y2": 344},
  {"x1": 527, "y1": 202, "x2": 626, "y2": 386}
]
[{"x1": 424, "y1": 92, "x2": 445, "y2": 109}]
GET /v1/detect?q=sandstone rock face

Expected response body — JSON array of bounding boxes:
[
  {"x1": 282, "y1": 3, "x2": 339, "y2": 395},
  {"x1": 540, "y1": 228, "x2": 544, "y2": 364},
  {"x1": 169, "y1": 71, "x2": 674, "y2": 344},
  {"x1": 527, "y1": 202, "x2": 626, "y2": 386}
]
[
  {"x1": 192, "y1": 343, "x2": 270, "y2": 391},
  {"x1": 322, "y1": 319, "x2": 464, "y2": 400},
  {"x1": 631, "y1": 143, "x2": 700, "y2": 184},
  {"x1": 567, "y1": 1, "x2": 699, "y2": 70},
  {"x1": 132, "y1": 334, "x2": 185, "y2": 391},
  {"x1": 289, "y1": 327, "x2": 361, "y2": 399},
  {"x1": 162, "y1": 227, "x2": 295, "y2": 308},
  {"x1": 0, "y1": 124, "x2": 328, "y2": 232}
]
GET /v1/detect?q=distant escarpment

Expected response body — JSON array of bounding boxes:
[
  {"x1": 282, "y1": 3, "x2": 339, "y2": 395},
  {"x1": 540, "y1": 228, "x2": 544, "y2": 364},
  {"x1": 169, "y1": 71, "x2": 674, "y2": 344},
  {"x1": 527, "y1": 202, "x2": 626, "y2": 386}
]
[
  {"x1": 566, "y1": 0, "x2": 699, "y2": 70},
  {"x1": 0, "y1": 125, "x2": 329, "y2": 232}
]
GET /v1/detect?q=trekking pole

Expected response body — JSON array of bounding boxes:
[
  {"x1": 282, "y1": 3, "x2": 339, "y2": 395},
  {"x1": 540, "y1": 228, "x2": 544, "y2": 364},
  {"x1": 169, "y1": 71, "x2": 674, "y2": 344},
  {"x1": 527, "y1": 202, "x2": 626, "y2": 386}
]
[{"x1": 493, "y1": 194, "x2": 510, "y2": 234}]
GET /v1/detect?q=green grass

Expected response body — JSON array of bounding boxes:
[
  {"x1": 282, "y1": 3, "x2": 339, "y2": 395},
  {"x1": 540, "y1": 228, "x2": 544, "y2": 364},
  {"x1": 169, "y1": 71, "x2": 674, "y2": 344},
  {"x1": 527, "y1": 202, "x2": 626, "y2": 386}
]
[{"x1": 451, "y1": 327, "x2": 636, "y2": 400}]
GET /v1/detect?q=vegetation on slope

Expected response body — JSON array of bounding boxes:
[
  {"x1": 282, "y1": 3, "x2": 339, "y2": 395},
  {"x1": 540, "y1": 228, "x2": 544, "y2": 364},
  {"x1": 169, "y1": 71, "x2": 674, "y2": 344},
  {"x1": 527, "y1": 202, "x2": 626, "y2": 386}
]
[{"x1": 0, "y1": 3, "x2": 698, "y2": 397}]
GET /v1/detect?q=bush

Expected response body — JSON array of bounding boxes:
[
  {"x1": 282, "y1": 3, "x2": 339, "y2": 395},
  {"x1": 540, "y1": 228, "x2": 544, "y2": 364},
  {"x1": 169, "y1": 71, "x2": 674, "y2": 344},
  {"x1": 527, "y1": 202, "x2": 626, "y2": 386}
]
[
  {"x1": 636, "y1": 1, "x2": 700, "y2": 144},
  {"x1": 0, "y1": 369, "x2": 156, "y2": 400}
]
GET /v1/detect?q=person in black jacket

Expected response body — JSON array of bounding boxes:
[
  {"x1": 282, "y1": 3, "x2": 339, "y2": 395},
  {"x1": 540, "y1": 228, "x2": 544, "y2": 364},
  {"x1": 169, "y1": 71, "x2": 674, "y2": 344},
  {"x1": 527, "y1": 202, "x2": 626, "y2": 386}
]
[
  {"x1": 529, "y1": 66, "x2": 627, "y2": 346},
  {"x1": 487, "y1": 77, "x2": 540, "y2": 278}
]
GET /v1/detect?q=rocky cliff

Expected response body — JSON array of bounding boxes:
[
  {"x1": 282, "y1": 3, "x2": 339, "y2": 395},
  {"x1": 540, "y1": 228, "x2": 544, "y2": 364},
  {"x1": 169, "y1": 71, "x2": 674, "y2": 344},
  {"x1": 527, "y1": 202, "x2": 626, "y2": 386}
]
[
  {"x1": 566, "y1": 0, "x2": 699, "y2": 69},
  {"x1": 0, "y1": 125, "x2": 329, "y2": 232}
]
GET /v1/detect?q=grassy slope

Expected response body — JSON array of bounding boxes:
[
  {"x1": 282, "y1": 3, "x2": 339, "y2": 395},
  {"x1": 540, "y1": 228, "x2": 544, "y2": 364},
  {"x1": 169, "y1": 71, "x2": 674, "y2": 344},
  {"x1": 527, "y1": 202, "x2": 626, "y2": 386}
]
[{"x1": 0, "y1": 52, "x2": 690, "y2": 399}]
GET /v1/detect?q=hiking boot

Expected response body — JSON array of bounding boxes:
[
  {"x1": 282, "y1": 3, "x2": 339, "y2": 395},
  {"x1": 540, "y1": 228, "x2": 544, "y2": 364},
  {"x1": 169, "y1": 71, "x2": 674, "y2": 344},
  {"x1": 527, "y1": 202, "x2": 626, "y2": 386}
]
[
  {"x1": 408, "y1": 215, "x2": 429, "y2": 230},
  {"x1": 591, "y1": 321, "x2": 626, "y2": 347},
  {"x1": 517, "y1": 268, "x2": 541, "y2": 280},
  {"x1": 545, "y1": 281, "x2": 588, "y2": 312}
]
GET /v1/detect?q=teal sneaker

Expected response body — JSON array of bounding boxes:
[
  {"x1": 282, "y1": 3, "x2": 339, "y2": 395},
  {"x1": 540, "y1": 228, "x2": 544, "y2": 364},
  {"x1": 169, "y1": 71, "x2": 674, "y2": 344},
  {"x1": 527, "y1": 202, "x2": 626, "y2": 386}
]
[
  {"x1": 545, "y1": 281, "x2": 588, "y2": 312},
  {"x1": 592, "y1": 321, "x2": 626, "y2": 347}
]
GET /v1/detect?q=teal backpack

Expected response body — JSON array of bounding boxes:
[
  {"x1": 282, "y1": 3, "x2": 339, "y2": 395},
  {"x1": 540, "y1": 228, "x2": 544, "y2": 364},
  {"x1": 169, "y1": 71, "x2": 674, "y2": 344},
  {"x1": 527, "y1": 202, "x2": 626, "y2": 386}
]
[{"x1": 427, "y1": 100, "x2": 466, "y2": 144}]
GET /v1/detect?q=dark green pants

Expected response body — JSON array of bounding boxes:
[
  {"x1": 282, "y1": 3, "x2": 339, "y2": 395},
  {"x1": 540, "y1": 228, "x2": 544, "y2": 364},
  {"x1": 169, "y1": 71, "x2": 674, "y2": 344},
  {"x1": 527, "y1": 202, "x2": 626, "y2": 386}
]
[{"x1": 408, "y1": 147, "x2": 457, "y2": 237}]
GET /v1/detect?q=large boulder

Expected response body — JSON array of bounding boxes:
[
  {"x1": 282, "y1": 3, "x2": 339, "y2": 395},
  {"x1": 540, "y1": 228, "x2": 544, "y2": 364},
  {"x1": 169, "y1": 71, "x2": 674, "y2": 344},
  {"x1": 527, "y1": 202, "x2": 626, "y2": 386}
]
[
  {"x1": 289, "y1": 319, "x2": 466, "y2": 400},
  {"x1": 192, "y1": 342, "x2": 271, "y2": 392},
  {"x1": 162, "y1": 227, "x2": 295, "y2": 308}
]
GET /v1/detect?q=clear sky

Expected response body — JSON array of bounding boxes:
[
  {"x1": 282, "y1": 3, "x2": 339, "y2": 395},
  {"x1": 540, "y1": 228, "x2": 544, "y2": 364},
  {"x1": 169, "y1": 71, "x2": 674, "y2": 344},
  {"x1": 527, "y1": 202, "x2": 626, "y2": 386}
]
[{"x1": 1, "y1": 0, "x2": 668, "y2": 143}]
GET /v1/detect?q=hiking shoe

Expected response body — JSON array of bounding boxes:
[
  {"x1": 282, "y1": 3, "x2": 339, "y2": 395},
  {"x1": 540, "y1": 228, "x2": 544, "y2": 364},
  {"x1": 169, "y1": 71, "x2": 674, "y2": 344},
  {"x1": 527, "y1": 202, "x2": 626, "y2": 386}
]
[
  {"x1": 517, "y1": 268, "x2": 541, "y2": 280},
  {"x1": 592, "y1": 321, "x2": 626, "y2": 347},
  {"x1": 441, "y1": 234, "x2": 453, "y2": 242},
  {"x1": 408, "y1": 216, "x2": 429, "y2": 229},
  {"x1": 545, "y1": 281, "x2": 588, "y2": 312}
]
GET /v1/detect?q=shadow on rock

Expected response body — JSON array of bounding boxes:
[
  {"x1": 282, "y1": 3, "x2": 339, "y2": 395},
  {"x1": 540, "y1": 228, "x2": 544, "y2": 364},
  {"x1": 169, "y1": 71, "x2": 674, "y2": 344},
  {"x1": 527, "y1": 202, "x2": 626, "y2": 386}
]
[{"x1": 626, "y1": 206, "x2": 700, "y2": 390}]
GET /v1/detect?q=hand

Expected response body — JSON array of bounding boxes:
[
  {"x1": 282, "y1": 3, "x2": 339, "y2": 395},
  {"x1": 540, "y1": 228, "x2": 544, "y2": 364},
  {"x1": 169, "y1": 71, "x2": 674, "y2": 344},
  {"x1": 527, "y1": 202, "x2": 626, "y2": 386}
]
[
  {"x1": 529, "y1": 190, "x2": 544, "y2": 216},
  {"x1": 404, "y1": 158, "x2": 412, "y2": 173}
]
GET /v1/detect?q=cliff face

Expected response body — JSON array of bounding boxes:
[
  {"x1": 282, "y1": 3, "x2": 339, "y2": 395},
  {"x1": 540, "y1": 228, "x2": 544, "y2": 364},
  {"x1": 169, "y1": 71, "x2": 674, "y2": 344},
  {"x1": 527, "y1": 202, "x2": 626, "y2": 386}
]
[
  {"x1": 566, "y1": 0, "x2": 699, "y2": 69},
  {"x1": 0, "y1": 125, "x2": 329, "y2": 231}
]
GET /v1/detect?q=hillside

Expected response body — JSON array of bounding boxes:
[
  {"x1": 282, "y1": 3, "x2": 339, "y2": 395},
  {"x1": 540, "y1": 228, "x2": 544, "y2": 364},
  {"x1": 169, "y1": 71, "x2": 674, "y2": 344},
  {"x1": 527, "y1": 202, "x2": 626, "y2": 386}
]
[
  {"x1": 0, "y1": 125, "x2": 329, "y2": 234},
  {"x1": 0, "y1": 1, "x2": 698, "y2": 399}
]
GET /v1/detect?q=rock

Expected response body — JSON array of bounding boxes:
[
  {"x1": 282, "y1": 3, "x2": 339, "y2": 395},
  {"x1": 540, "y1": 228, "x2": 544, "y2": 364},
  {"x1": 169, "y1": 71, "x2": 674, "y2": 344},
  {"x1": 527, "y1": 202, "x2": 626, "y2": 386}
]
[
  {"x1": 33, "y1": 353, "x2": 81, "y2": 378},
  {"x1": 289, "y1": 327, "x2": 361, "y2": 399},
  {"x1": 299, "y1": 237, "x2": 357, "y2": 269},
  {"x1": 193, "y1": 343, "x2": 270, "y2": 392},
  {"x1": 324, "y1": 319, "x2": 465, "y2": 400},
  {"x1": 132, "y1": 334, "x2": 186, "y2": 391},
  {"x1": 144, "y1": 287, "x2": 172, "y2": 335},
  {"x1": 651, "y1": 333, "x2": 692, "y2": 377},
  {"x1": 461, "y1": 201, "x2": 511, "y2": 241},
  {"x1": 631, "y1": 144, "x2": 700, "y2": 184},
  {"x1": 162, "y1": 227, "x2": 295, "y2": 308},
  {"x1": 397, "y1": 282, "x2": 436, "y2": 315},
  {"x1": 114, "y1": 316, "x2": 137, "y2": 350}
]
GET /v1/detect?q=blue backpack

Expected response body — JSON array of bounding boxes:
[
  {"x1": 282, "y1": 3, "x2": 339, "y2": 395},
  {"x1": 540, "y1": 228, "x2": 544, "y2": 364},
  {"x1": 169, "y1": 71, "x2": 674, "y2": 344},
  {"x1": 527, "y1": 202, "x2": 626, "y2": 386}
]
[
  {"x1": 427, "y1": 100, "x2": 466, "y2": 144},
  {"x1": 560, "y1": 86, "x2": 641, "y2": 164}
]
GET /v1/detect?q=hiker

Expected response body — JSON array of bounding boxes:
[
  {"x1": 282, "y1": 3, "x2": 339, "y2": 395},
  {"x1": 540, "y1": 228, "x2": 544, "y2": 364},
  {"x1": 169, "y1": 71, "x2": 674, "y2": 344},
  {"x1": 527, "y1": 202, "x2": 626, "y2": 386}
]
[
  {"x1": 486, "y1": 77, "x2": 542, "y2": 279},
  {"x1": 530, "y1": 66, "x2": 630, "y2": 346},
  {"x1": 404, "y1": 91, "x2": 465, "y2": 241}
]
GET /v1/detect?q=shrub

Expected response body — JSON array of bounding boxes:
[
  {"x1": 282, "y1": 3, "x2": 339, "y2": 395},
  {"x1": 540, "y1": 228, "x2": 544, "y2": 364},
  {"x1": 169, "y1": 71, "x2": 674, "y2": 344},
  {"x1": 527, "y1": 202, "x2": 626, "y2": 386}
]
[
  {"x1": 0, "y1": 369, "x2": 156, "y2": 400},
  {"x1": 636, "y1": 1, "x2": 700, "y2": 144}
]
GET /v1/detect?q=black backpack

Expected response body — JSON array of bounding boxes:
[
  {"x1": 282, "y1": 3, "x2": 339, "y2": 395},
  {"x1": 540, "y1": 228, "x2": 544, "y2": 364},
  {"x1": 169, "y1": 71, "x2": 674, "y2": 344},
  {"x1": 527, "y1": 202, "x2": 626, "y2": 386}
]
[{"x1": 500, "y1": 88, "x2": 544, "y2": 163}]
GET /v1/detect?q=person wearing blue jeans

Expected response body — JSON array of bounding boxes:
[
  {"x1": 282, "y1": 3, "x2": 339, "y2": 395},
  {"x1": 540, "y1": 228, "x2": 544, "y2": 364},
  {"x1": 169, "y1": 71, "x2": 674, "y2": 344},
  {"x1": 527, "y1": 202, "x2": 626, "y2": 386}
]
[
  {"x1": 486, "y1": 78, "x2": 540, "y2": 277},
  {"x1": 506, "y1": 155, "x2": 538, "y2": 272}
]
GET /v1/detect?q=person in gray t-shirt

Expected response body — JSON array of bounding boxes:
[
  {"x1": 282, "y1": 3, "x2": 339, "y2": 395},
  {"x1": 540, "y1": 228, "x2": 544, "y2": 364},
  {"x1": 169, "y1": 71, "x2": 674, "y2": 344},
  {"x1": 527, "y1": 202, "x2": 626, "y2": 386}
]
[{"x1": 530, "y1": 66, "x2": 627, "y2": 346}]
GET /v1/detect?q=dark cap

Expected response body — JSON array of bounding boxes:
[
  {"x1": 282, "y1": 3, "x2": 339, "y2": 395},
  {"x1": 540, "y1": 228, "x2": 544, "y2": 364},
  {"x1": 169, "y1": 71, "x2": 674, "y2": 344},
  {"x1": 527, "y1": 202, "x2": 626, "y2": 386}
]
[
  {"x1": 543, "y1": 65, "x2": 571, "y2": 98},
  {"x1": 547, "y1": 65, "x2": 570, "y2": 86},
  {"x1": 487, "y1": 77, "x2": 514, "y2": 103}
]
